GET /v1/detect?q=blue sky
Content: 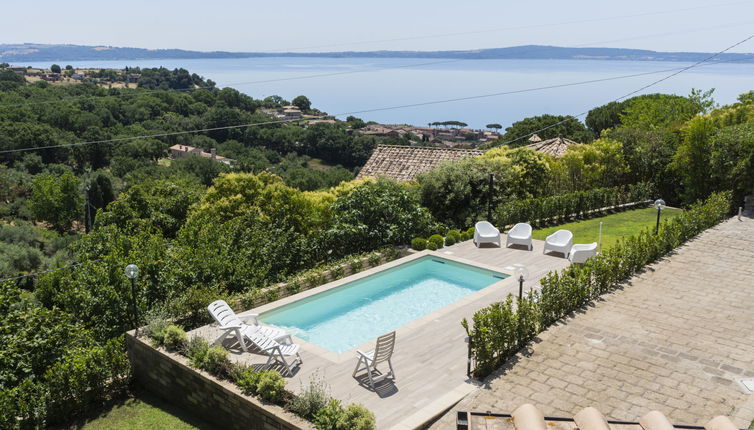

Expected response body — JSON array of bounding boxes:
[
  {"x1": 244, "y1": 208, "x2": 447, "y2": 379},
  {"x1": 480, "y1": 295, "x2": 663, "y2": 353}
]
[{"x1": 3, "y1": 0, "x2": 754, "y2": 53}]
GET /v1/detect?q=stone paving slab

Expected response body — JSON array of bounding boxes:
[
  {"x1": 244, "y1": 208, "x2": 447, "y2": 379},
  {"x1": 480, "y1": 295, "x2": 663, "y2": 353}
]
[{"x1": 432, "y1": 214, "x2": 754, "y2": 428}]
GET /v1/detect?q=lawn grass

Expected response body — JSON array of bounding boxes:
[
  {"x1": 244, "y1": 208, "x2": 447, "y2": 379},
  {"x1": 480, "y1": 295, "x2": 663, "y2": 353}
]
[
  {"x1": 53, "y1": 389, "x2": 216, "y2": 430},
  {"x1": 532, "y1": 207, "x2": 683, "y2": 250}
]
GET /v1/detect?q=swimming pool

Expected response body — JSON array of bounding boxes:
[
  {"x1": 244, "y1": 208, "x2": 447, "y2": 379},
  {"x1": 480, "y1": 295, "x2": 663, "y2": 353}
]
[{"x1": 260, "y1": 256, "x2": 508, "y2": 353}]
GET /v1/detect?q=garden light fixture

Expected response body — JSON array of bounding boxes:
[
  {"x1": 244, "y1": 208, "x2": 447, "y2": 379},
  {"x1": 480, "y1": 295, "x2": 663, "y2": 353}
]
[
  {"x1": 125, "y1": 264, "x2": 140, "y2": 335},
  {"x1": 654, "y1": 199, "x2": 665, "y2": 234},
  {"x1": 513, "y1": 263, "x2": 529, "y2": 300}
]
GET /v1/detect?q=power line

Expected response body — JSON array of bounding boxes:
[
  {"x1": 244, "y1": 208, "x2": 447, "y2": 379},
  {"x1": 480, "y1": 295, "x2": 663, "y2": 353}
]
[
  {"x1": 0, "y1": 34, "x2": 751, "y2": 156},
  {"x1": 1, "y1": 20, "x2": 751, "y2": 109},
  {"x1": 496, "y1": 33, "x2": 754, "y2": 146},
  {"x1": 255, "y1": 1, "x2": 753, "y2": 52},
  {"x1": 0, "y1": 259, "x2": 103, "y2": 283},
  {"x1": 0, "y1": 63, "x2": 728, "y2": 156}
]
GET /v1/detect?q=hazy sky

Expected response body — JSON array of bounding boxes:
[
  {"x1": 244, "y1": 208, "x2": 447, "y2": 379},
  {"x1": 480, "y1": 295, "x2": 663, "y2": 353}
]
[{"x1": 3, "y1": 0, "x2": 754, "y2": 53}]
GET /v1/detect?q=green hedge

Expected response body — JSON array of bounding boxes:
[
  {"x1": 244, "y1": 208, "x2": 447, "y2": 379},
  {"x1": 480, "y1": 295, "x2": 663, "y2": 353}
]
[
  {"x1": 465, "y1": 191, "x2": 731, "y2": 378},
  {"x1": 494, "y1": 182, "x2": 654, "y2": 228},
  {"x1": 0, "y1": 337, "x2": 130, "y2": 429}
]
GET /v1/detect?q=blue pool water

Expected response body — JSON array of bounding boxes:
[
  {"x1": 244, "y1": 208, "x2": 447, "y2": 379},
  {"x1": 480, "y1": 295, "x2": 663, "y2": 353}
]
[{"x1": 260, "y1": 256, "x2": 507, "y2": 353}]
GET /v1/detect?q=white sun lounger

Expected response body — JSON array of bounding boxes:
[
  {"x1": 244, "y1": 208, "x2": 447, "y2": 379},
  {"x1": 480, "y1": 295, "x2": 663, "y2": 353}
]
[
  {"x1": 543, "y1": 229, "x2": 573, "y2": 257},
  {"x1": 506, "y1": 223, "x2": 533, "y2": 250},
  {"x1": 242, "y1": 326, "x2": 302, "y2": 376},
  {"x1": 473, "y1": 221, "x2": 501, "y2": 247},
  {"x1": 207, "y1": 299, "x2": 287, "y2": 352}
]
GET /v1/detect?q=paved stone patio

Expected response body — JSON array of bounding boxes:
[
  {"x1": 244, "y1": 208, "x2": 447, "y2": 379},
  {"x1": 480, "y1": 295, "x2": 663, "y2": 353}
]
[{"x1": 432, "y1": 213, "x2": 754, "y2": 428}]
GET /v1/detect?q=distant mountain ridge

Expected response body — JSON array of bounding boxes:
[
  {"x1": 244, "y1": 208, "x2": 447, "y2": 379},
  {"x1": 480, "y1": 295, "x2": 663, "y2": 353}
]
[{"x1": 2, "y1": 43, "x2": 753, "y2": 63}]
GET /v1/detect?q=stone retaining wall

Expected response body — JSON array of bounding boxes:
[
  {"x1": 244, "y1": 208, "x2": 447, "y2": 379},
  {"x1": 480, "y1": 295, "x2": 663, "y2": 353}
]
[{"x1": 126, "y1": 331, "x2": 311, "y2": 430}]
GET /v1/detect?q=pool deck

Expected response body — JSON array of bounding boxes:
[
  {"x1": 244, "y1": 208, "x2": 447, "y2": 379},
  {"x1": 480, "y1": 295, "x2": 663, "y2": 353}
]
[{"x1": 190, "y1": 236, "x2": 570, "y2": 429}]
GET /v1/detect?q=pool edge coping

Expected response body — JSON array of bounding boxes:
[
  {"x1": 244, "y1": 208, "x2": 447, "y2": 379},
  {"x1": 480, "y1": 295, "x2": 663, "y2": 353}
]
[{"x1": 242, "y1": 249, "x2": 516, "y2": 364}]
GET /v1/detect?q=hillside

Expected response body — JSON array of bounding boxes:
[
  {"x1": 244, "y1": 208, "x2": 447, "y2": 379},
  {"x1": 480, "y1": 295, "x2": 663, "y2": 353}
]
[{"x1": 2, "y1": 43, "x2": 753, "y2": 63}]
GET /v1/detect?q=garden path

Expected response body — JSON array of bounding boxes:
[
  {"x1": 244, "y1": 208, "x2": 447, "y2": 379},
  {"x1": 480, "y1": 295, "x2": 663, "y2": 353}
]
[{"x1": 431, "y1": 211, "x2": 754, "y2": 428}]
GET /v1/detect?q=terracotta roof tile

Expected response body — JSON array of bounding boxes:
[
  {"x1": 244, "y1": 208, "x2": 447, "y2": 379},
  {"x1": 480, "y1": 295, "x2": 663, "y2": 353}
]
[
  {"x1": 524, "y1": 136, "x2": 581, "y2": 157},
  {"x1": 357, "y1": 145, "x2": 483, "y2": 181}
]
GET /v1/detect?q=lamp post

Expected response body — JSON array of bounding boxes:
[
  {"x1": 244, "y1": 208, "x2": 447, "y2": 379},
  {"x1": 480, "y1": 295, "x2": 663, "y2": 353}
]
[
  {"x1": 513, "y1": 264, "x2": 529, "y2": 300},
  {"x1": 125, "y1": 264, "x2": 140, "y2": 335},
  {"x1": 487, "y1": 173, "x2": 494, "y2": 221},
  {"x1": 654, "y1": 199, "x2": 665, "y2": 234}
]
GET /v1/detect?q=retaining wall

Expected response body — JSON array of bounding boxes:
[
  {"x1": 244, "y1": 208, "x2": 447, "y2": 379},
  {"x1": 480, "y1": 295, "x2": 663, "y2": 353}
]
[{"x1": 126, "y1": 331, "x2": 311, "y2": 430}]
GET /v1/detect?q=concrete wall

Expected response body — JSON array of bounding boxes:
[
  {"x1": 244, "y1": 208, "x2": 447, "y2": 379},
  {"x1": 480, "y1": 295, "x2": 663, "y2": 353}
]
[{"x1": 126, "y1": 332, "x2": 311, "y2": 430}]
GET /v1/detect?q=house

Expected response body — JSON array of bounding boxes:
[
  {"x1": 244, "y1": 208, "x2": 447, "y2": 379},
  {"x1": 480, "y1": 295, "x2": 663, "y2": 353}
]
[
  {"x1": 127, "y1": 73, "x2": 141, "y2": 83},
  {"x1": 281, "y1": 105, "x2": 303, "y2": 120},
  {"x1": 524, "y1": 136, "x2": 581, "y2": 157},
  {"x1": 168, "y1": 144, "x2": 235, "y2": 165},
  {"x1": 357, "y1": 144, "x2": 483, "y2": 182}
]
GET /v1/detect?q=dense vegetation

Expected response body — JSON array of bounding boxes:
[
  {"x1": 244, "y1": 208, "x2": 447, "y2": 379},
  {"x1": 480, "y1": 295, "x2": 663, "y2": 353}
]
[{"x1": 1, "y1": 62, "x2": 752, "y2": 427}]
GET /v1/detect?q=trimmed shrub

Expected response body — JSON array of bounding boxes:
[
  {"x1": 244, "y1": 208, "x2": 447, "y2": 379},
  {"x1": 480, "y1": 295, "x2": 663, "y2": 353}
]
[
  {"x1": 367, "y1": 253, "x2": 381, "y2": 267},
  {"x1": 186, "y1": 336, "x2": 210, "y2": 369},
  {"x1": 340, "y1": 403, "x2": 376, "y2": 430},
  {"x1": 426, "y1": 241, "x2": 439, "y2": 251},
  {"x1": 465, "y1": 191, "x2": 730, "y2": 378},
  {"x1": 163, "y1": 325, "x2": 188, "y2": 352},
  {"x1": 459, "y1": 231, "x2": 471, "y2": 241},
  {"x1": 330, "y1": 265, "x2": 345, "y2": 280},
  {"x1": 256, "y1": 370, "x2": 286, "y2": 402},
  {"x1": 428, "y1": 234, "x2": 444, "y2": 249},
  {"x1": 314, "y1": 398, "x2": 344, "y2": 430},
  {"x1": 236, "y1": 367, "x2": 262, "y2": 394},
  {"x1": 444, "y1": 235, "x2": 456, "y2": 246},
  {"x1": 410, "y1": 238, "x2": 427, "y2": 251},
  {"x1": 288, "y1": 373, "x2": 330, "y2": 420},
  {"x1": 494, "y1": 182, "x2": 654, "y2": 228},
  {"x1": 286, "y1": 278, "x2": 302, "y2": 294},
  {"x1": 348, "y1": 258, "x2": 363, "y2": 273},
  {"x1": 466, "y1": 227, "x2": 475, "y2": 237},
  {"x1": 446, "y1": 229, "x2": 462, "y2": 242},
  {"x1": 202, "y1": 346, "x2": 229, "y2": 376}
]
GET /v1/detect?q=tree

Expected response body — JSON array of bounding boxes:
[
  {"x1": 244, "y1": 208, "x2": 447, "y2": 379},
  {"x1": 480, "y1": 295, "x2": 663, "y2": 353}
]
[
  {"x1": 65, "y1": 65, "x2": 74, "y2": 70},
  {"x1": 29, "y1": 171, "x2": 82, "y2": 232},
  {"x1": 50, "y1": 64, "x2": 61, "y2": 74},
  {"x1": 620, "y1": 94, "x2": 699, "y2": 130},
  {"x1": 499, "y1": 114, "x2": 592, "y2": 147},
  {"x1": 292, "y1": 95, "x2": 312, "y2": 112},
  {"x1": 325, "y1": 178, "x2": 437, "y2": 255},
  {"x1": 486, "y1": 124, "x2": 502, "y2": 131}
]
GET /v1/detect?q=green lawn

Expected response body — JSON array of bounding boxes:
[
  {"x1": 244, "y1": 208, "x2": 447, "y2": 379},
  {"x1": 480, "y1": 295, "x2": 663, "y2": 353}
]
[
  {"x1": 532, "y1": 207, "x2": 683, "y2": 250},
  {"x1": 53, "y1": 389, "x2": 216, "y2": 430}
]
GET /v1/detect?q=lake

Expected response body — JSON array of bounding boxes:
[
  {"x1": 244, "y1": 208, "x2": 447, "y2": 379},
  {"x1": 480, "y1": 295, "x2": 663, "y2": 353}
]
[{"x1": 23, "y1": 57, "x2": 754, "y2": 129}]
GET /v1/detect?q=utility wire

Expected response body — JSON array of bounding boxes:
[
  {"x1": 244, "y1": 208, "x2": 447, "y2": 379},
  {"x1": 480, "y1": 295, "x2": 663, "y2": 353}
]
[
  {"x1": 0, "y1": 259, "x2": 103, "y2": 283},
  {"x1": 496, "y1": 33, "x2": 754, "y2": 146},
  {"x1": 1, "y1": 33, "x2": 751, "y2": 282},
  {"x1": 0, "y1": 34, "x2": 751, "y2": 156},
  {"x1": 0, "y1": 63, "x2": 729, "y2": 155},
  {"x1": 255, "y1": 1, "x2": 752, "y2": 52},
  {"x1": 1, "y1": 20, "x2": 752, "y2": 109}
]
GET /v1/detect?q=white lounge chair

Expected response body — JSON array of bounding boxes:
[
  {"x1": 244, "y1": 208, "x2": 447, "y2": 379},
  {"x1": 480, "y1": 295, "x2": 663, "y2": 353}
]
[
  {"x1": 506, "y1": 223, "x2": 533, "y2": 250},
  {"x1": 207, "y1": 299, "x2": 287, "y2": 353},
  {"x1": 543, "y1": 229, "x2": 573, "y2": 257},
  {"x1": 568, "y1": 242, "x2": 598, "y2": 264},
  {"x1": 242, "y1": 327, "x2": 302, "y2": 376},
  {"x1": 353, "y1": 331, "x2": 396, "y2": 390},
  {"x1": 473, "y1": 221, "x2": 501, "y2": 247}
]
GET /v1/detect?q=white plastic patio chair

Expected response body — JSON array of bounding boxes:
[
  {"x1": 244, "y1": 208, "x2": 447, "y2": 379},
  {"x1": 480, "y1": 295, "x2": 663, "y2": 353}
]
[
  {"x1": 473, "y1": 221, "x2": 501, "y2": 248},
  {"x1": 543, "y1": 229, "x2": 573, "y2": 257},
  {"x1": 568, "y1": 242, "x2": 598, "y2": 264},
  {"x1": 506, "y1": 223, "x2": 533, "y2": 250},
  {"x1": 353, "y1": 331, "x2": 396, "y2": 390},
  {"x1": 207, "y1": 299, "x2": 287, "y2": 352},
  {"x1": 242, "y1": 326, "x2": 302, "y2": 376}
]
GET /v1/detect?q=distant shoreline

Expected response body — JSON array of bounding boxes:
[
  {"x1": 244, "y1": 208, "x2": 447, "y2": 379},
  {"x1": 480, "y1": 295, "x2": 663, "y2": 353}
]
[{"x1": 3, "y1": 43, "x2": 753, "y2": 64}]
